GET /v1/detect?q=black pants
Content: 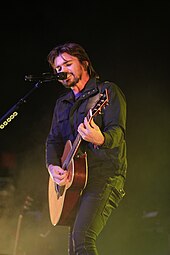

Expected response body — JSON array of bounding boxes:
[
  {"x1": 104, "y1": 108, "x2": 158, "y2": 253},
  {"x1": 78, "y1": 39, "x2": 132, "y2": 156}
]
[{"x1": 68, "y1": 176, "x2": 125, "y2": 255}]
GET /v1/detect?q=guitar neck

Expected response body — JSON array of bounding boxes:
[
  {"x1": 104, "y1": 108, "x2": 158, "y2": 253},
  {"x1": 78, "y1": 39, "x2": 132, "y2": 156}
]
[{"x1": 62, "y1": 133, "x2": 82, "y2": 170}]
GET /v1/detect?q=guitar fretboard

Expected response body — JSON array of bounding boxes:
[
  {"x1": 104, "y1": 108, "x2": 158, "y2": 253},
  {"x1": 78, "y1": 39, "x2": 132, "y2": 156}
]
[{"x1": 62, "y1": 133, "x2": 82, "y2": 170}]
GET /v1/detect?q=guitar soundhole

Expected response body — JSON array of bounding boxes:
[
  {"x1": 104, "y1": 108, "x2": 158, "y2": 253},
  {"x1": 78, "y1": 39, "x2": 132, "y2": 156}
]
[{"x1": 55, "y1": 183, "x2": 65, "y2": 197}]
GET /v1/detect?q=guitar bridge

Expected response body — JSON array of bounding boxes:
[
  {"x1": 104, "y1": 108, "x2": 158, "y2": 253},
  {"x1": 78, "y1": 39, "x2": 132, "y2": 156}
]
[{"x1": 55, "y1": 183, "x2": 65, "y2": 197}]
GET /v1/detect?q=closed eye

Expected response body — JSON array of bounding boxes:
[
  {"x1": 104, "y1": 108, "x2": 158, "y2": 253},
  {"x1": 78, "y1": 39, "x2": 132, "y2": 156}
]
[
  {"x1": 66, "y1": 63, "x2": 72, "y2": 67},
  {"x1": 55, "y1": 60, "x2": 73, "y2": 72}
]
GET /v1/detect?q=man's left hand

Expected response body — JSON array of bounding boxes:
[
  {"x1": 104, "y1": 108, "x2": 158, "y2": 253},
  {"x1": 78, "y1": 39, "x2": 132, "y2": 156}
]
[{"x1": 78, "y1": 117, "x2": 104, "y2": 146}]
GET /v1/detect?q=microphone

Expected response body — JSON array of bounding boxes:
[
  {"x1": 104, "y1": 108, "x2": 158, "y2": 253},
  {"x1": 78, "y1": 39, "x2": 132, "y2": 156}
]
[{"x1": 24, "y1": 72, "x2": 67, "y2": 82}]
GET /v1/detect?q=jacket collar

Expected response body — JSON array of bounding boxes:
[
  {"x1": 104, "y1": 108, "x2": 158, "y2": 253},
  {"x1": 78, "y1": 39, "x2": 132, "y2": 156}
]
[{"x1": 61, "y1": 77, "x2": 100, "y2": 102}]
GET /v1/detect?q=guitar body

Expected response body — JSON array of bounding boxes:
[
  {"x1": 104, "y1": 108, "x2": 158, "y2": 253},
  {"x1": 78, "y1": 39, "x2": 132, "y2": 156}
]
[{"x1": 48, "y1": 140, "x2": 88, "y2": 226}]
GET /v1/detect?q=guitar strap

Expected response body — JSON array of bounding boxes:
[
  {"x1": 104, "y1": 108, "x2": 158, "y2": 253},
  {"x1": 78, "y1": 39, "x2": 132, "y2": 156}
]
[
  {"x1": 69, "y1": 82, "x2": 103, "y2": 135},
  {"x1": 85, "y1": 82, "x2": 103, "y2": 115}
]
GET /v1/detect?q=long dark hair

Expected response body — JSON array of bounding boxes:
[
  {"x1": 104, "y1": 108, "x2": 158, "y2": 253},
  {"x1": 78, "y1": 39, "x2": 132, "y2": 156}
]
[{"x1": 47, "y1": 42, "x2": 99, "y2": 78}]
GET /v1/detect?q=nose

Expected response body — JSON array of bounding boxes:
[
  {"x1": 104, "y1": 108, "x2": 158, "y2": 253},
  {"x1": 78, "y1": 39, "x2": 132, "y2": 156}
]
[{"x1": 62, "y1": 66, "x2": 69, "y2": 73}]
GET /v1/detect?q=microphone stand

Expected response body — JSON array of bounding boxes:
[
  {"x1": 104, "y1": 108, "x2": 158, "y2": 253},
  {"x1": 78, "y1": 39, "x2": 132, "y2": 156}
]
[
  {"x1": 0, "y1": 81, "x2": 43, "y2": 130},
  {"x1": 0, "y1": 72, "x2": 67, "y2": 129},
  {"x1": 12, "y1": 195, "x2": 33, "y2": 255}
]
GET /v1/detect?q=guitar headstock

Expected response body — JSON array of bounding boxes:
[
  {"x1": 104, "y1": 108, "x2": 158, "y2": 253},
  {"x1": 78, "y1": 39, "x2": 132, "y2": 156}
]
[{"x1": 88, "y1": 89, "x2": 109, "y2": 122}]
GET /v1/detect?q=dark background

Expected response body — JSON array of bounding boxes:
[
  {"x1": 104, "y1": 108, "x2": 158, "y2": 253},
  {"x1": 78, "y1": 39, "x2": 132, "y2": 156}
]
[{"x1": 0, "y1": 3, "x2": 170, "y2": 255}]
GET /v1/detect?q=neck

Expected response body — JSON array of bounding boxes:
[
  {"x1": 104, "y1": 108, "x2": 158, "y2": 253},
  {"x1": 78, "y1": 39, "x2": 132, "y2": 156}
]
[{"x1": 72, "y1": 75, "x2": 90, "y2": 95}]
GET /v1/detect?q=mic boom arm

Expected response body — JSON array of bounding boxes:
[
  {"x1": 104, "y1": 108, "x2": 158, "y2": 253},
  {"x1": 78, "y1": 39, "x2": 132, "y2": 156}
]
[{"x1": 25, "y1": 72, "x2": 67, "y2": 82}]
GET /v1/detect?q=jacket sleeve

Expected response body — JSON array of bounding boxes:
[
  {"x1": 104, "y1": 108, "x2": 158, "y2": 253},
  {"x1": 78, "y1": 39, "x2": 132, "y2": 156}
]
[
  {"x1": 45, "y1": 102, "x2": 64, "y2": 167},
  {"x1": 100, "y1": 82, "x2": 127, "y2": 149}
]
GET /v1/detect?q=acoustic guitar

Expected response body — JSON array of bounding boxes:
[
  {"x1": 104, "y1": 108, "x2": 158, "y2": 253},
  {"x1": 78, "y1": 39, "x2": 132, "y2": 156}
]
[{"x1": 48, "y1": 89, "x2": 109, "y2": 226}]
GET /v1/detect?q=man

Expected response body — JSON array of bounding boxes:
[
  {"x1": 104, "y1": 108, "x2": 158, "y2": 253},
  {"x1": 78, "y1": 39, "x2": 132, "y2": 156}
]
[{"x1": 46, "y1": 42, "x2": 127, "y2": 255}]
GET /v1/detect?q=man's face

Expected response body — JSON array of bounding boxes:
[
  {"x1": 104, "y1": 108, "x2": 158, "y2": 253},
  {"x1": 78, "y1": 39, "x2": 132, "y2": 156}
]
[{"x1": 53, "y1": 52, "x2": 87, "y2": 88}]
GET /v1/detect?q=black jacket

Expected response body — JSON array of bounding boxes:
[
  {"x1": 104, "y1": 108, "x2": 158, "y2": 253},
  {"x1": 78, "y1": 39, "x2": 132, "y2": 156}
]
[{"x1": 46, "y1": 77, "x2": 127, "y2": 187}]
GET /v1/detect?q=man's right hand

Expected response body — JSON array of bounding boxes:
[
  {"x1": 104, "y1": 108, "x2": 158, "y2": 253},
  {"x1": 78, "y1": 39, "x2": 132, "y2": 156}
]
[{"x1": 48, "y1": 164, "x2": 69, "y2": 186}]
